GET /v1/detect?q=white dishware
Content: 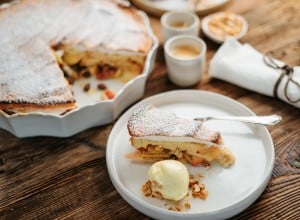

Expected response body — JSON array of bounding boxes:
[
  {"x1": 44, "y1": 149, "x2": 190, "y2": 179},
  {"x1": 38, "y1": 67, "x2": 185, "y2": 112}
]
[
  {"x1": 131, "y1": 0, "x2": 231, "y2": 17},
  {"x1": 0, "y1": 11, "x2": 159, "y2": 138},
  {"x1": 164, "y1": 35, "x2": 206, "y2": 87},
  {"x1": 106, "y1": 90, "x2": 275, "y2": 220},
  {"x1": 161, "y1": 11, "x2": 200, "y2": 42}
]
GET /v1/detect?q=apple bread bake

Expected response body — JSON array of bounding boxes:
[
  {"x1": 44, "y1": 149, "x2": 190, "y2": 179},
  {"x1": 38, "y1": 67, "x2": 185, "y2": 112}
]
[
  {"x1": 0, "y1": 0, "x2": 153, "y2": 114},
  {"x1": 127, "y1": 105, "x2": 235, "y2": 167}
]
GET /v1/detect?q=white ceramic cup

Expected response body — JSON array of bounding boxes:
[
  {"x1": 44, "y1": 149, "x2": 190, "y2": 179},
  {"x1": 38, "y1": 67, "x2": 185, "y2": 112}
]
[
  {"x1": 164, "y1": 35, "x2": 206, "y2": 87},
  {"x1": 161, "y1": 11, "x2": 200, "y2": 42}
]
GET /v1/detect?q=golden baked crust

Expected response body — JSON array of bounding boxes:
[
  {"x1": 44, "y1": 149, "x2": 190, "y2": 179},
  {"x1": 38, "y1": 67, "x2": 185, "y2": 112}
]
[
  {"x1": 127, "y1": 105, "x2": 235, "y2": 167},
  {"x1": 0, "y1": 0, "x2": 153, "y2": 114},
  {"x1": 128, "y1": 138, "x2": 234, "y2": 167}
]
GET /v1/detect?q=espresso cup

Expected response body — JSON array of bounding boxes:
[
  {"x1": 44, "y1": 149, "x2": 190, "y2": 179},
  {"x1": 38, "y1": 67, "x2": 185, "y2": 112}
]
[
  {"x1": 161, "y1": 11, "x2": 200, "y2": 42},
  {"x1": 164, "y1": 35, "x2": 206, "y2": 87}
]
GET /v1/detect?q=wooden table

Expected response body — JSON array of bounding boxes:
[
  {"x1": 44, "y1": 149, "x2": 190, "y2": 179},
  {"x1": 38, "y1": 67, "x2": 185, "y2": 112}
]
[{"x1": 1, "y1": 0, "x2": 299, "y2": 219}]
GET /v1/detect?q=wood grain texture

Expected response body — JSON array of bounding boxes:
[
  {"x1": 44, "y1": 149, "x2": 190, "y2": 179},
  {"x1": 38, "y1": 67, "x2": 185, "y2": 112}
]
[{"x1": 1, "y1": 0, "x2": 300, "y2": 219}]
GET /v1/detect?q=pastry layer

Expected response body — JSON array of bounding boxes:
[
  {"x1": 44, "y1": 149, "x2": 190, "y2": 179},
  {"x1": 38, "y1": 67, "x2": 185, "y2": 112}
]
[
  {"x1": 55, "y1": 47, "x2": 145, "y2": 83},
  {"x1": 129, "y1": 138, "x2": 234, "y2": 167},
  {"x1": 127, "y1": 105, "x2": 234, "y2": 167}
]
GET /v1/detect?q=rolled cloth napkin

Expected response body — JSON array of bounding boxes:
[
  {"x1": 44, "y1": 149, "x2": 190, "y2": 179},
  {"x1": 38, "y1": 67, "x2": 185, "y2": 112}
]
[{"x1": 209, "y1": 38, "x2": 300, "y2": 108}]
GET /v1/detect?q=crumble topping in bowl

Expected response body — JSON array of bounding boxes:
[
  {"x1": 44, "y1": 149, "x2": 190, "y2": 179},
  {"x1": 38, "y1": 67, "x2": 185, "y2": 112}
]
[{"x1": 203, "y1": 12, "x2": 247, "y2": 43}]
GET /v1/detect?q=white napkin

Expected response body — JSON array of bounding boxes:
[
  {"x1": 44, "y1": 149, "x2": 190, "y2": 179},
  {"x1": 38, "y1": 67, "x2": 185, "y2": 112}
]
[{"x1": 209, "y1": 38, "x2": 300, "y2": 108}]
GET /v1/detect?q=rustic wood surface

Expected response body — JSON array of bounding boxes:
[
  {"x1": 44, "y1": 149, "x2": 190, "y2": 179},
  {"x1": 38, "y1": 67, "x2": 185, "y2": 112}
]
[{"x1": 1, "y1": 0, "x2": 300, "y2": 219}]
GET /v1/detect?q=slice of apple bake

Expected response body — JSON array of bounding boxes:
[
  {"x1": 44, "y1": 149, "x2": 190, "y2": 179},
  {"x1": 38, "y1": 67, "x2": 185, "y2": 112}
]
[{"x1": 127, "y1": 104, "x2": 234, "y2": 167}]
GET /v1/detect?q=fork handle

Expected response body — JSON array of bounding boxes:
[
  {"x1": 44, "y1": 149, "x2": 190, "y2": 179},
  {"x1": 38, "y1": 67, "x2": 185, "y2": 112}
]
[{"x1": 194, "y1": 115, "x2": 282, "y2": 125}]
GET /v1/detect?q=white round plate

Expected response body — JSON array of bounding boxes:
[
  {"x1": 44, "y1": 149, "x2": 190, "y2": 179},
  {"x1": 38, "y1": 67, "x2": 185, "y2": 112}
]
[
  {"x1": 130, "y1": 0, "x2": 231, "y2": 17},
  {"x1": 106, "y1": 90, "x2": 274, "y2": 220}
]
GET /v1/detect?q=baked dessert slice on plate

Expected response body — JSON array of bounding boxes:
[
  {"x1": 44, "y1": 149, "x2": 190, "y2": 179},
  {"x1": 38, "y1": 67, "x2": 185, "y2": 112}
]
[{"x1": 127, "y1": 104, "x2": 234, "y2": 167}]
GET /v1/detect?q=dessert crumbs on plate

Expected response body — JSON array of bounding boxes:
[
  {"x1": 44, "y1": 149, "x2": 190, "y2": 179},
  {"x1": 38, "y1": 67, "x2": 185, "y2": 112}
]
[{"x1": 142, "y1": 174, "x2": 208, "y2": 212}]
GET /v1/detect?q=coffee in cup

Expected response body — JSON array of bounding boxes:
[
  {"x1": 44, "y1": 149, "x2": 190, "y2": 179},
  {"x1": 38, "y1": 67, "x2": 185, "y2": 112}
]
[
  {"x1": 169, "y1": 44, "x2": 201, "y2": 59},
  {"x1": 164, "y1": 35, "x2": 207, "y2": 87}
]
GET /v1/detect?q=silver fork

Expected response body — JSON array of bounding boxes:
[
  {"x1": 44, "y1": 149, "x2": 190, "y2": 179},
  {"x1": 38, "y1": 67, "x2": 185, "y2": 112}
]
[{"x1": 194, "y1": 115, "x2": 282, "y2": 125}]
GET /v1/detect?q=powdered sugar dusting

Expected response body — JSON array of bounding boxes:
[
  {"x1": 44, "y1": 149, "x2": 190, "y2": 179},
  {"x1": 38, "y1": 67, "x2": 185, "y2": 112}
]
[
  {"x1": 128, "y1": 105, "x2": 221, "y2": 143},
  {"x1": 0, "y1": 0, "x2": 152, "y2": 108},
  {"x1": 0, "y1": 41, "x2": 74, "y2": 104}
]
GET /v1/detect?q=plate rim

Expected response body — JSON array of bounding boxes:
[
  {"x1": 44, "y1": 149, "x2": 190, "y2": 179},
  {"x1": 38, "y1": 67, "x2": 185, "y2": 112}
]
[
  {"x1": 130, "y1": 0, "x2": 231, "y2": 17},
  {"x1": 106, "y1": 90, "x2": 275, "y2": 219}
]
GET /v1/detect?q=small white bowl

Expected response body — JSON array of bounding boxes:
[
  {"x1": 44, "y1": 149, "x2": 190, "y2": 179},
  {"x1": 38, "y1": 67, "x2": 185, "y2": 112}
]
[{"x1": 202, "y1": 12, "x2": 248, "y2": 43}]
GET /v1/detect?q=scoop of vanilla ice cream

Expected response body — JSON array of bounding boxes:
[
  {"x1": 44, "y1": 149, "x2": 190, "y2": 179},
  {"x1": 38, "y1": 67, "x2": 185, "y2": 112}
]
[{"x1": 148, "y1": 160, "x2": 189, "y2": 201}]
